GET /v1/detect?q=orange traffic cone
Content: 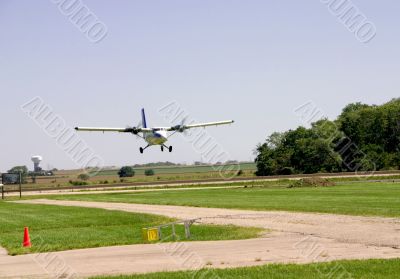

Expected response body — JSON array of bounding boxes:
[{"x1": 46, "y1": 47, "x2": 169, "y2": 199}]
[{"x1": 23, "y1": 227, "x2": 31, "y2": 248}]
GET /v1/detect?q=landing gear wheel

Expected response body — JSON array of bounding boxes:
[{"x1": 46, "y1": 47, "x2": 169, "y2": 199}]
[
  {"x1": 161, "y1": 146, "x2": 164, "y2": 152},
  {"x1": 169, "y1": 146, "x2": 173, "y2": 153},
  {"x1": 140, "y1": 147, "x2": 144, "y2": 154}
]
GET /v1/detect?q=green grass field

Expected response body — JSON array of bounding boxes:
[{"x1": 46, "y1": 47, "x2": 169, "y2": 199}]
[
  {"x1": 49, "y1": 182, "x2": 400, "y2": 217},
  {"x1": 0, "y1": 202, "x2": 262, "y2": 255},
  {"x1": 90, "y1": 163, "x2": 257, "y2": 176},
  {"x1": 92, "y1": 259, "x2": 400, "y2": 279},
  {"x1": 27, "y1": 163, "x2": 256, "y2": 189}
]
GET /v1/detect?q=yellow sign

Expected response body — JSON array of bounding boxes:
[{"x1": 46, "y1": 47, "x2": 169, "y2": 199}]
[{"x1": 142, "y1": 228, "x2": 160, "y2": 242}]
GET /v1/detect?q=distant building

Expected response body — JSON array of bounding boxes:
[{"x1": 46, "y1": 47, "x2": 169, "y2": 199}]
[{"x1": 31, "y1": 156, "x2": 43, "y2": 172}]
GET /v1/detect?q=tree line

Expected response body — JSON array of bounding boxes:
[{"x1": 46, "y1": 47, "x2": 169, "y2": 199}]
[{"x1": 255, "y1": 98, "x2": 400, "y2": 176}]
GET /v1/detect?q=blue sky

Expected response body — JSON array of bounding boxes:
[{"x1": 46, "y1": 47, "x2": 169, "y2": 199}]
[{"x1": 0, "y1": 0, "x2": 399, "y2": 172}]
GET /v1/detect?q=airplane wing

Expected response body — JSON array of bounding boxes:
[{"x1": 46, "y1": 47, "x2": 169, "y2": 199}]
[
  {"x1": 167, "y1": 120, "x2": 234, "y2": 132},
  {"x1": 75, "y1": 127, "x2": 153, "y2": 133},
  {"x1": 75, "y1": 120, "x2": 234, "y2": 133}
]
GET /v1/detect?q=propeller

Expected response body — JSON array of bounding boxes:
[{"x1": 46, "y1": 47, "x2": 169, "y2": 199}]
[
  {"x1": 171, "y1": 117, "x2": 189, "y2": 133},
  {"x1": 125, "y1": 126, "x2": 140, "y2": 134},
  {"x1": 125, "y1": 120, "x2": 143, "y2": 135}
]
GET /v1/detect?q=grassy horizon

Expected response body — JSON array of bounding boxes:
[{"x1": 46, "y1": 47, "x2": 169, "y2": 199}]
[{"x1": 48, "y1": 181, "x2": 400, "y2": 217}]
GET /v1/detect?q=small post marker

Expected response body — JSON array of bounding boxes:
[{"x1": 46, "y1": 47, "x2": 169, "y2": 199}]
[{"x1": 23, "y1": 227, "x2": 31, "y2": 248}]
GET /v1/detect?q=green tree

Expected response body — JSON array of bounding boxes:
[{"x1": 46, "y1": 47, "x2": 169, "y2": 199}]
[
  {"x1": 255, "y1": 143, "x2": 276, "y2": 176},
  {"x1": 8, "y1": 166, "x2": 28, "y2": 174},
  {"x1": 256, "y1": 98, "x2": 400, "y2": 176},
  {"x1": 7, "y1": 166, "x2": 29, "y2": 183},
  {"x1": 118, "y1": 166, "x2": 135, "y2": 178},
  {"x1": 337, "y1": 98, "x2": 400, "y2": 171},
  {"x1": 291, "y1": 137, "x2": 340, "y2": 174}
]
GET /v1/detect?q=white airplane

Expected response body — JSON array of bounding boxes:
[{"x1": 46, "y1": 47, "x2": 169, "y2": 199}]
[{"x1": 75, "y1": 109, "x2": 234, "y2": 154}]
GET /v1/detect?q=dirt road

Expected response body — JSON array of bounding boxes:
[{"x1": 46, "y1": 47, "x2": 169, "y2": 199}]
[{"x1": 1, "y1": 199, "x2": 399, "y2": 278}]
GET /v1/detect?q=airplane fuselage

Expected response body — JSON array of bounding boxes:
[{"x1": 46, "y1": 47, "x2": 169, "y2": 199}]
[{"x1": 143, "y1": 130, "x2": 168, "y2": 146}]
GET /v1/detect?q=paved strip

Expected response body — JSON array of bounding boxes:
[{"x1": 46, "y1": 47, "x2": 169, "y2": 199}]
[
  {"x1": 18, "y1": 199, "x2": 400, "y2": 248},
  {"x1": 0, "y1": 246, "x2": 9, "y2": 257},
  {"x1": 1, "y1": 233, "x2": 399, "y2": 279},
  {"x1": 1, "y1": 199, "x2": 399, "y2": 278}
]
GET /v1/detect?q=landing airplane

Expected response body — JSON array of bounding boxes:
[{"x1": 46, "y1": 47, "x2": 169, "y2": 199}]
[{"x1": 75, "y1": 109, "x2": 234, "y2": 153}]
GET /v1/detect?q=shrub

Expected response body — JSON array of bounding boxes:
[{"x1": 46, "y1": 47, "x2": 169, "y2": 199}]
[
  {"x1": 145, "y1": 169, "x2": 155, "y2": 176},
  {"x1": 69, "y1": 180, "x2": 89, "y2": 186},
  {"x1": 288, "y1": 177, "x2": 335, "y2": 188},
  {"x1": 78, "y1": 173, "x2": 90, "y2": 181},
  {"x1": 118, "y1": 166, "x2": 135, "y2": 178}
]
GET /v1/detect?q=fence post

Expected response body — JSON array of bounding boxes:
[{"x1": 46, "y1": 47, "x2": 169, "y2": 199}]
[
  {"x1": 184, "y1": 221, "x2": 191, "y2": 239},
  {"x1": 158, "y1": 226, "x2": 162, "y2": 240},
  {"x1": 172, "y1": 223, "x2": 176, "y2": 240},
  {"x1": 19, "y1": 172, "x2": 22, "y2": 199}
]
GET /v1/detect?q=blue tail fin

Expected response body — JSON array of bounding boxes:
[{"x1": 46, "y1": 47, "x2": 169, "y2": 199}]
[{"x1": 141, "y1": 108, "x2": 147, "y2": 128}]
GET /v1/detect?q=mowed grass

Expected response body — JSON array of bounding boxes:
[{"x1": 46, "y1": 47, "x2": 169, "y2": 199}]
[
  {"x1": 0, "y1": 202, "x2": 262, "y2": 256},
  {"x1": 50, "y1": 182, "x2": 400, "y2": 217},
  {"x1": 91, "y1": 163, "x2": 257, "y2": 176},
  {"x1": 91, "y1": 259, "x2": 400, "y2": 279}
]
